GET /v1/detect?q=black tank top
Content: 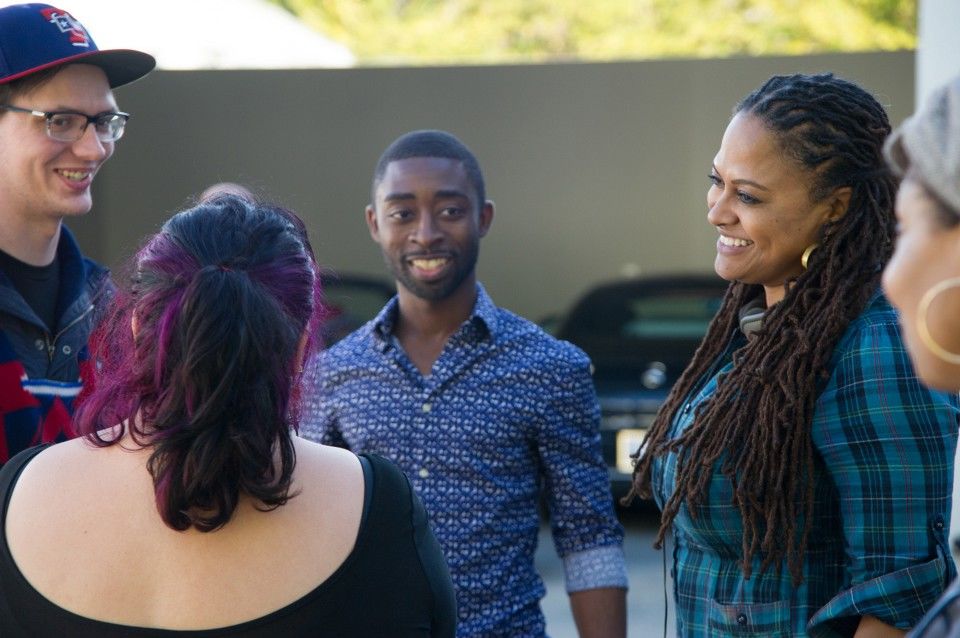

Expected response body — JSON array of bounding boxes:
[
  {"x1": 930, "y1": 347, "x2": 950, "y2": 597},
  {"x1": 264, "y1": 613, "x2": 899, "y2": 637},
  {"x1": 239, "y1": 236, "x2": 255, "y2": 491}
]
[{"x1": 0, "y1": 446, "x2": 456, "y2": 637}]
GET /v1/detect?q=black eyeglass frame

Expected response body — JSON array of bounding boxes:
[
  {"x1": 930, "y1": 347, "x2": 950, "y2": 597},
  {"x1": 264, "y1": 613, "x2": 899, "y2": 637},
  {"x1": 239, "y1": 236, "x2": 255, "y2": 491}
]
[{"x1": 0, "y1": 104, "x2": 130, "y2": 142}]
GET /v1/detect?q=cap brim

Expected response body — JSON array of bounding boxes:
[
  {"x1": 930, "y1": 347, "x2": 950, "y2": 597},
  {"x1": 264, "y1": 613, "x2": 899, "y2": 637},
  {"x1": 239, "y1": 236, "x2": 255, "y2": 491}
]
[
  {"x1": 0, "y1": 48, "x2": 155, "y2": 88},
  {"x1": 65, "y1": 49, "x2": 155, "y2": 88}
]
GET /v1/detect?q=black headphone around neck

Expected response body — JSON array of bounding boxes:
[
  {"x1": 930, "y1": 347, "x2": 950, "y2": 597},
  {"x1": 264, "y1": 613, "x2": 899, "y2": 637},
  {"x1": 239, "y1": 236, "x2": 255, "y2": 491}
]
[{"x1": 738, "y1": 297, "x2": 766, "y2": 337}]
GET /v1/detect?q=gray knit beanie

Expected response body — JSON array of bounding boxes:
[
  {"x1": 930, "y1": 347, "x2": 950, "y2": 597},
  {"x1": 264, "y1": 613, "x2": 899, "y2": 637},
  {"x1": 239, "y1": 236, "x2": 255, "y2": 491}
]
[{"x1": 884, "y1": 74, "x2": 960, "y2": 215}]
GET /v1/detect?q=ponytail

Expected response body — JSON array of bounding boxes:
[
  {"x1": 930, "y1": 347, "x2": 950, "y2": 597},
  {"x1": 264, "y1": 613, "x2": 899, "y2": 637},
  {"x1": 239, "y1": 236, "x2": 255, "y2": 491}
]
[{"x1": 76, "y1": 196, "x2": 319, "y2": 531}]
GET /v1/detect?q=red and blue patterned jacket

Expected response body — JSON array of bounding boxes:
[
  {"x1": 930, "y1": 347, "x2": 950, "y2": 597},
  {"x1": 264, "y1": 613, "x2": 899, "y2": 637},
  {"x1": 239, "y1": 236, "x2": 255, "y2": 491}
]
[{"x1": 0, "y1": 226, "x2": 111, "y2": 465}]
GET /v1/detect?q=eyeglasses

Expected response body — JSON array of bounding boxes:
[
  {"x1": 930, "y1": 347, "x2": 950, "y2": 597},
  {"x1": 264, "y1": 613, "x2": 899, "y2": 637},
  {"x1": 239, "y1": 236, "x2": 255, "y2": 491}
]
[{"x1": 0, "y1": 104, "x2": 130, "y2": 142}]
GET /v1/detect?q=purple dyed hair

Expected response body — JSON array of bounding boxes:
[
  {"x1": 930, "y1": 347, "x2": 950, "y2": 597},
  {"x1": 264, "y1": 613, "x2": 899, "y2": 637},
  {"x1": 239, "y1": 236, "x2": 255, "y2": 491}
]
[{"x1": 75, "y1": 196, "x2": 324, "y2": 532}]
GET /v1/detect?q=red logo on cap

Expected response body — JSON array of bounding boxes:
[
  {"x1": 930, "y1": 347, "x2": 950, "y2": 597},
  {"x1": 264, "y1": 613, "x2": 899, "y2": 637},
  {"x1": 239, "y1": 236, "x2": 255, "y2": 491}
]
[{"x1": 40, "y1": 7, "x2": 91, "y2": 48}]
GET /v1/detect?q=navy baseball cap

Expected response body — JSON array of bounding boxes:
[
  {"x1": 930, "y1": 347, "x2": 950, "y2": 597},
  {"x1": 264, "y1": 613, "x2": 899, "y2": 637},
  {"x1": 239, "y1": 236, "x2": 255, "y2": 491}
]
[{"x1": 0, "y1": 3, "x2": 155, "y2": 87}]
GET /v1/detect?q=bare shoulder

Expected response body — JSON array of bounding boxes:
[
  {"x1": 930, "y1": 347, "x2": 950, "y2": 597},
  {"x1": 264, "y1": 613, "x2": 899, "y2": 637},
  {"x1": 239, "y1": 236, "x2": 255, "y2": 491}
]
[
  {"x1": 7, "y1": 438, "x2": 142, "y2": 521},
  {"x1": 290, "y1": 437, "x2": 363, "y2": 495},
  {"x1": 292, "y1": 435, "x2": 360, "y2": 466},
  {"x1": 5, "y1": 437, "x2": 148, "y2": 574},
  {"x1": 9, "y1": 438, "x2": 108, "y2": 501}
]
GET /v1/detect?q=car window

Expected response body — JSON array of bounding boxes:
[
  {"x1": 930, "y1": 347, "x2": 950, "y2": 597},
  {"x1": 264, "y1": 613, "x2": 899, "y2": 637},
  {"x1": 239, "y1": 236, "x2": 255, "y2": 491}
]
[
  {"x1": 564, "y1": 290, "x2": 723, "y2": 341},
  {"x1": 622, "y1": 296, "x2": 723, "y2": 338}
]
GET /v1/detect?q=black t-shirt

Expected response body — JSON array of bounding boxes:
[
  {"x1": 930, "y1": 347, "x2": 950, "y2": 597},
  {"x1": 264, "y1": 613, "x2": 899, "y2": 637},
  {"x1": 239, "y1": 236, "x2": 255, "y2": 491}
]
[
  {"x1": 0, "y1": 249, "x2": 60, "y2": 333},
  {"x1": 0, "y1": 447, "x2": 457, "y2": 637}
]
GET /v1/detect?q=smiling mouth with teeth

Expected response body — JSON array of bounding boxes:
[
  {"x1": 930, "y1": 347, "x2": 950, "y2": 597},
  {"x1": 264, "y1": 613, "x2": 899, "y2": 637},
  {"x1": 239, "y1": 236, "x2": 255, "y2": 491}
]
[
  {"x1": 410, "y1": 257, "x2": 449, "y2": 270},
  {"x1": 57, "y1": 169, "x2": 91, "y2": 181},
  {"x1": 719, "y1": 236, "x2": 753, "y2": 247}
]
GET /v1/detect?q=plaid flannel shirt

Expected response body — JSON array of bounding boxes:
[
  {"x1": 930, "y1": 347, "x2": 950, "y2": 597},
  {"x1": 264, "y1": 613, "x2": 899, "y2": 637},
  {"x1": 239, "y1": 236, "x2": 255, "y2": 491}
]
[{"x1": 653, "y1": 292, "x2": 960, "y2": 637}]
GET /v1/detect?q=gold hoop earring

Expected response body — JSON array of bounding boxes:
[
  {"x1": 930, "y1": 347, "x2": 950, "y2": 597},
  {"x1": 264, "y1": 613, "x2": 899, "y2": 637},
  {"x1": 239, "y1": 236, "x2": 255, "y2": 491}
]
[
  {"x1": 917, "y1": 277, "x2": 960, "y2": 365},
  {"x1": 801, "y1": 244, "x2": 818, "y2": 270}
]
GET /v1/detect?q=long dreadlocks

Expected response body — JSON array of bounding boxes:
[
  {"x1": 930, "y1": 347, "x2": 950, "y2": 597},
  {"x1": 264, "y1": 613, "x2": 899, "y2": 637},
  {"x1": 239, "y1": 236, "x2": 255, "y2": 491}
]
[{"x1": 625, "y1": 73, "x2": 897, "y2": 585}]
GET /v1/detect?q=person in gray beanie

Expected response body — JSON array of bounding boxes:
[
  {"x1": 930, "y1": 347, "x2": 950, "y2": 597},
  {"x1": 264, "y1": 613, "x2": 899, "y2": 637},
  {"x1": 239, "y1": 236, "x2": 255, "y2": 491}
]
[
  {"x1": 883, "y1": 74, "x2": 960, "y2": 395},
  {"x1": 882, "y1": 73, "x2": 960, "y2": 638}
]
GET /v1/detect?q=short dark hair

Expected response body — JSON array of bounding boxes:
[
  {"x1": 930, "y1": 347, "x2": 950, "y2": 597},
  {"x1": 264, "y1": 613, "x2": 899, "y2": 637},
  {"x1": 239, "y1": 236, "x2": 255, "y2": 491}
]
[
  {"x1": 76, "y1": 195, "x2": 324, "y2": 533},
  {"x1": 371, "y1": 129, "x2": 486, "y2": 209},
  {"x1": 0, "y1": 66, "x2": 62, "y2": 104}
]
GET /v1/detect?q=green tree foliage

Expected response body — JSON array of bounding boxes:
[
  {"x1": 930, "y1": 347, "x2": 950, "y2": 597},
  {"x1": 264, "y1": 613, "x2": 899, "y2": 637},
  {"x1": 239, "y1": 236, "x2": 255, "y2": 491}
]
[{"x1": 270, "y1": 0, "x2": 916, "y2": 65}]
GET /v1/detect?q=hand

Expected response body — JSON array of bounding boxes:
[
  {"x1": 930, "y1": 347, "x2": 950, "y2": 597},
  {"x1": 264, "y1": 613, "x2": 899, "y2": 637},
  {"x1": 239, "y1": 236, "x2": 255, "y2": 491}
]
[
  {"x1": 854, "y1": 614, "x2": 907, "y2": 637},
  {"x1": 569, "y1": 587, "x2": 626, "y2": 638}
]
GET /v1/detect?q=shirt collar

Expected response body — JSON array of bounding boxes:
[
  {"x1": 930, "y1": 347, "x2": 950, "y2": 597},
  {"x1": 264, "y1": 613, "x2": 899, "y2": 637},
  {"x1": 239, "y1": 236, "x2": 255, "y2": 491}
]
[
  {"x1": 371, "y1": 282, "x2": 500, "y2": 349},
  {"x1": 471, "y1": 282, "x2": 500, "y2": 336}
]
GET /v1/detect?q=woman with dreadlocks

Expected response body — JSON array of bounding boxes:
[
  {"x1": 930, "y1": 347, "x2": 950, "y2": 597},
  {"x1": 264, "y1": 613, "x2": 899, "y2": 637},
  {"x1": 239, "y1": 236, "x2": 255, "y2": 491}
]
[{"x1": 625, "y1": 73, "x2": 960, "y2": 637}]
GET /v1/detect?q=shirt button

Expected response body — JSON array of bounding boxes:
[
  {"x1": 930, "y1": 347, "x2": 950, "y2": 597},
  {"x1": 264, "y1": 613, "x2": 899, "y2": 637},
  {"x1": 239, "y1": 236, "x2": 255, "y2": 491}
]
[
  {"x1": 35, "y1": 339, "x2": 44, "y2": 350},
  {"x1": 736, "y1": 613, "x2": 747, "y2": 625},
  {"x1": 418, "y1": 468, "x2": 429, "y2": 478},
  {"x1": 62, "y1": 345, "x2": 72, "y2": 355},
  {"x1": 935, "y1": 519, "x2": 945, "y2": 530},
  {"x1": 421, "y1": 403, "x2": 432, "y2": 413}
]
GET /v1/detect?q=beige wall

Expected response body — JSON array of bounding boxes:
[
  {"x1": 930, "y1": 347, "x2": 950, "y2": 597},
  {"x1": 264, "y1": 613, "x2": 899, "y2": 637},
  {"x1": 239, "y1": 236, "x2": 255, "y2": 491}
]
[
  {"x1": 917, "y1": 0, "x2": 960, "y2": 105},
  {"x1": 74, "y1": 51, "x2": 914, "y2": 321}
]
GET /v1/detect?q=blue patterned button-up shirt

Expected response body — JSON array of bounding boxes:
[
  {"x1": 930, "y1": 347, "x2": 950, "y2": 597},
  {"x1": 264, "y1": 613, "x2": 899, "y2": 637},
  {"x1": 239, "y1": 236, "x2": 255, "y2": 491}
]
[
  {"x1": 653, "y1": 292, "x2": 960, "y2": 637},
  {"x1": 301, "y1": 284, "x2": 627, "y2": 638}
]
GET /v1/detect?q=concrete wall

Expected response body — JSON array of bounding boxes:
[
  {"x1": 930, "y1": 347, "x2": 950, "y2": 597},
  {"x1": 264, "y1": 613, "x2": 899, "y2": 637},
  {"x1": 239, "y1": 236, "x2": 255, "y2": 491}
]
[
  {"x1": 74, "y1": 51, "x2": 914, "y2": 321},
  {"x1": 917, "y1": 0, "x2": 960, "y2": 105}
]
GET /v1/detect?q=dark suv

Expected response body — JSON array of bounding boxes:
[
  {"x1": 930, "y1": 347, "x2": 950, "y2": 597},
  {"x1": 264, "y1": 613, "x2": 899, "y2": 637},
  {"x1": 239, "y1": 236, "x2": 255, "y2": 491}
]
[{"x1": 555, "y1": 274, "x2": 727, "y2": 502}]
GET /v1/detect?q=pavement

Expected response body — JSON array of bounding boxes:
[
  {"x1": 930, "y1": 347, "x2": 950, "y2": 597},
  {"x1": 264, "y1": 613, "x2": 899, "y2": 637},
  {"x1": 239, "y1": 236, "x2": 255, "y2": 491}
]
[{"x1": 535, "y1": 505, "x2": 676, "y2": 638}]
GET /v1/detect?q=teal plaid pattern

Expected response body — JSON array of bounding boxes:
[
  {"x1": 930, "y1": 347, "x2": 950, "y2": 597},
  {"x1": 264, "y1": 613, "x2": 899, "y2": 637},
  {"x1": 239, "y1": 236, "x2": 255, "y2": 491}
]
[{"x1": 652, "y1": 292, "x2": 960, "y2": 637}]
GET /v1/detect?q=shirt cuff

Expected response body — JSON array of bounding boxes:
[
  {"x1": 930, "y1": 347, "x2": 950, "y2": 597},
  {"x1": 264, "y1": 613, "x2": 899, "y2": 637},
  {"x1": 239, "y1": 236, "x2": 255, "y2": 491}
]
[
  {"x1": 808, "y1": 551, "x2": 951, "y2": 635},
  {"x1": 562, "y1": 544, "x2": 629, "y2": 594}
]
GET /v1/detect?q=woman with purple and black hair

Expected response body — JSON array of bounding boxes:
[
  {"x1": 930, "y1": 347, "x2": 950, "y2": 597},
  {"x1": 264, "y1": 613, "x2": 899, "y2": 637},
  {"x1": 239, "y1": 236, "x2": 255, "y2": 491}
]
[{"x1": 0, "y1": 195, "x2": 456, "y2": 637}]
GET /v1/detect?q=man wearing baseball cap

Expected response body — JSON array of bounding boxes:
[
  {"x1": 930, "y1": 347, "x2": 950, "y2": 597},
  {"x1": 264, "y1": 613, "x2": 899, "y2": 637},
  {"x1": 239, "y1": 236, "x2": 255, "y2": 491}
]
[{"x1": 0, "y1": 4, "x2": 154, "y2": 465}]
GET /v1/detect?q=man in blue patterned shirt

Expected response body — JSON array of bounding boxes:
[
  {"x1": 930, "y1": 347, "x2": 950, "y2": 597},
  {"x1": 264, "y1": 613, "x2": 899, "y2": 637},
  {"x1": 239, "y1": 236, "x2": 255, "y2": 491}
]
[{"x1": 301, "y1": 130, "x2": 628, "y2": 637}]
